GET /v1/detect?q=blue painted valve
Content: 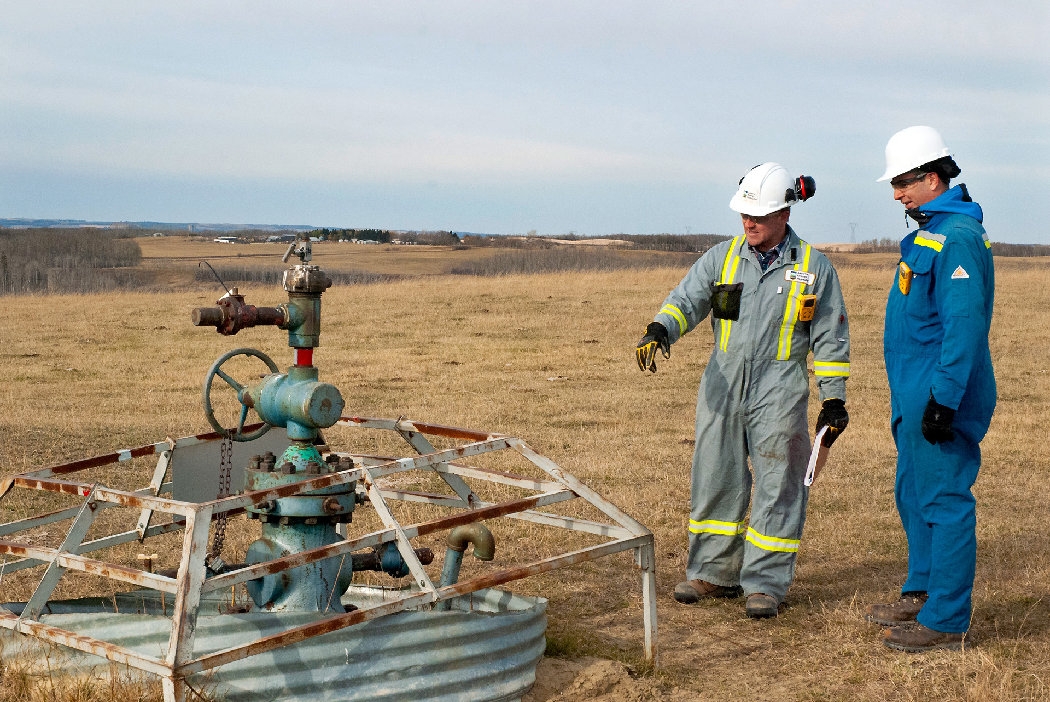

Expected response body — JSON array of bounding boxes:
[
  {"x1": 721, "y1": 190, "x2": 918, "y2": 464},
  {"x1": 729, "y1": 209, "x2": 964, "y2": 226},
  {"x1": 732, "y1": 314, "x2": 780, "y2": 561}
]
[{"x1": 193, "y1": 242, "x2": 359, "y2": 611}]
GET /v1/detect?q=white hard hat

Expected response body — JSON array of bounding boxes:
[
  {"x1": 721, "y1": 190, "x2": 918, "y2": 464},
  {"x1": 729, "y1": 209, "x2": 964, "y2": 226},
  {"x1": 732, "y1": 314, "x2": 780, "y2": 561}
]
[
  {"x1": 877, "y1": 126, "x2": 952, "y2": 182},
  {"x1": 729, "y1": 163, "x2": 813, "y2": 216}
]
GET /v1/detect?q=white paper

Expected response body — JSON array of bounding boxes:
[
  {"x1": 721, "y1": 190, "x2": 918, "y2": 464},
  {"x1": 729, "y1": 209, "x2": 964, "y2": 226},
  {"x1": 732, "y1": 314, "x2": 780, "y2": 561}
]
[{"x1": 804, "y1": 426, "x2": 829, "y2": 487}]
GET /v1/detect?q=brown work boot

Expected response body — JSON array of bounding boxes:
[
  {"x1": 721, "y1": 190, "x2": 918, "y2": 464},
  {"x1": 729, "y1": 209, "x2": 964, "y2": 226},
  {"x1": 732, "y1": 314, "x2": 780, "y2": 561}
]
[
  {"x1": 882, "y1": 623, "x2": 965, "y2": 652},
  {"x1": 673, "y1": 579, "x2": 743, "y2": 604},
  {"x1": 745, "y1": 593, "x2": 779, "y2": 619},
  {"x1": 865, "y1": 591, "x2": 927, "y2": 625}
]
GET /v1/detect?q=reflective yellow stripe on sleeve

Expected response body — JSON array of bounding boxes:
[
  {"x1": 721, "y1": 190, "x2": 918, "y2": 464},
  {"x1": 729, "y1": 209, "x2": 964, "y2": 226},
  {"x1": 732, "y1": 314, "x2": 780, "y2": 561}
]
[
  {"x1": 915, "y1": 231, "x2": 946, "y2": 252},
  {"x1": 776, "y1": 243, "x2": 812, "y2": 360},
  {"x1": 689, "y1": 519, "x2": 746, "y2": 537},
  {"x1": 660, "y1": 304, "x2": 688, "y2": 336},
  {"x1": 814, "y1": 361, "x2": 850, "y2": 377},
  {"x1": 745, "y1": 526, "x2": 800, "y2": 553},
  {"x1": 717, "y1": 236, "x2": 744, "y2": 352}
]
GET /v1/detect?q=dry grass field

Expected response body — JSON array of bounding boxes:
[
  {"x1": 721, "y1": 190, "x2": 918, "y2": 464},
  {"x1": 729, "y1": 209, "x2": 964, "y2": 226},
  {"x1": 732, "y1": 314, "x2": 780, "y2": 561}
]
[{"x1": 0, "y1": 238, "x2": 1048, "y2": 701}]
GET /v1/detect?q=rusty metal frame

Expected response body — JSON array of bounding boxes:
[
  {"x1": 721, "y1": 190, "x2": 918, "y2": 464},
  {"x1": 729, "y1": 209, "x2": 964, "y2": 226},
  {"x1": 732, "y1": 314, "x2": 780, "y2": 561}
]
[{"x1": 0, "y1": 416, "x2": 657, "y2": 702}]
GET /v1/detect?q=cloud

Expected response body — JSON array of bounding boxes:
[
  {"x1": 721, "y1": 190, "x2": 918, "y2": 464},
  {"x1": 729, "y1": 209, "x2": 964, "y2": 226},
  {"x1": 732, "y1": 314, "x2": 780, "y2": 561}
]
[{"x1": 0, "y1": 2, "x2": 1046, "y2": 240}]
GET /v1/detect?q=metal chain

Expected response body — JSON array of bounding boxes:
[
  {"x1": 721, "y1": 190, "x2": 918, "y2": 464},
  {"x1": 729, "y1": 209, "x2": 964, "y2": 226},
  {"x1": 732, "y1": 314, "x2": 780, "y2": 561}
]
[{"x1": 207, "y1": 434, "x2": 234, "y2": 570}]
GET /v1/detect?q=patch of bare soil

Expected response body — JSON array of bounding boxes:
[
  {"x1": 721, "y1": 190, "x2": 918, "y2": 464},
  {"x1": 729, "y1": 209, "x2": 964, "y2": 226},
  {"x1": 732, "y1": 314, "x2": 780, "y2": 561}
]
[{"x1": 524, "y1": 657, "x2": 691, "y2": 702}]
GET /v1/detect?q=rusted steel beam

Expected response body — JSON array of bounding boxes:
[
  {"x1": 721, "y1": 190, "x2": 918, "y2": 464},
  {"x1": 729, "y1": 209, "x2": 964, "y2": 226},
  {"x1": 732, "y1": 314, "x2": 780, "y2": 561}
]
[
  {"x1": 21, "y1": 491, "x2": 99, "y2": 621},
  {"x1": 22, "y1": 442, "x2": 169, "y2": 478},
  {"x1": 394, "y1": 424, "x2": 480, "y2": 509},
  {"x1": 437, "y1": 535, "x2": 654, "y2": 598},
  {"x1": 9, "y1": 476, "x2": 96, "y2": 497},
  {"x1": 511, "y1": 439, "x2": 654, "y2": 537},
  {"x1": 137, "y1": 447, "x2": 174, "y2": 539},
  {"x1": 5, "y1": 477, "x2": 194, "y2": 517},
  {"x1": 0, "y1": 609, "x2": 173, "y2": 677},
  {"x1": 400, "y1": 419, "x2": 506, "y2": 442},
  {"x1": 8, "y1": 424, "x2": 265, "y2": 482},
  {"x1": 0, "y1": 540, "x2": 178, "y2": 593},
  {"x1": 355, "y1": 453, "x2": 560, "y2": 491},
  {"x1": 436, "y1": 461, "x2": 562, "y2": 492},
  {"x1": 352, "y1": 438, "x2": 515, "y2": 487},
  {"x1": 0, "y1": 504, "x2": 85, "y2": 537},
  {"x1": 405, "y1": 490, "x2": 575, "y2": 540},
  {"x1": 337, "y1": 416, "x2": 507, "y2": 443},
  {"x1": 362, "y1": 479, "x2": 436, "y2": 595},
  {"x1": 504, "y1": 510, "x2": 633, "y2": 538},
  {"x1": 0, "y1": 521, "x2": 185, "y2": 575},
  {"x1": 371, "y1": 488, "x2": 627, "y2": 538},
  {"x1": 203, "y1": 487, "x2": 573, "y2": 593},
  {"x1": 637, "y1": 540, "x2": 659, "y2": 664},
  {"x1": 0, "y1": 487, "x2": 187, "y2": 539},
  {"x1": 375, "y1": 490, "x2": 471, "y2": 508},
  {"x1": 181, "y1": 535, "x2": 652, "y2": 676},
  {"x1": 203, "y1": 467, "x2": 366, "y2": 514},
  {"x1": 175, "y1": 590, "x2": 436, "y2": 676},
  {"x1": 166, "y1": 509, "x2": 210, "y2": 669}
]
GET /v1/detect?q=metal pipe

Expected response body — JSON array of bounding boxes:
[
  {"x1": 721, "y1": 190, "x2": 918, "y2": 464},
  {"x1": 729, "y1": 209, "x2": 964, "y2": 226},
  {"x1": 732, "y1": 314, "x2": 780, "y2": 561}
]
[{"x1": 437, "y1": 524, "x2": 495, "y2": 610}]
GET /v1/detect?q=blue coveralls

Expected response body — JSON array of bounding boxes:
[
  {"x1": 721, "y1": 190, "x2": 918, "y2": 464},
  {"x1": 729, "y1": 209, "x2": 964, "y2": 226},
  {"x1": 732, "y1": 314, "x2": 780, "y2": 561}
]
[{"x1": 883, "y1": 184, "x2": 996, "y2": 633}]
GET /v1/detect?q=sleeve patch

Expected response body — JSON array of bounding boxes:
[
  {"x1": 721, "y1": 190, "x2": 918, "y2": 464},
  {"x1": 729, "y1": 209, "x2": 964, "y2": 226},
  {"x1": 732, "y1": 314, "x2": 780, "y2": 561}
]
[{"x1": 951, "y1": 265, "x2": 970, "y2": 280}]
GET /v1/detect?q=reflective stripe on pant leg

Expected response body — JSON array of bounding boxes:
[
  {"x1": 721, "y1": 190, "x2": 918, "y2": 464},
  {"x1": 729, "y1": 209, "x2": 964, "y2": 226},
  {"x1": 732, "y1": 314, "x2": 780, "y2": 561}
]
[
  {"x1": 739, "y1": 362, "x2": 810, "y2": 601},
  {"x1": 690, "y1": 519, "x2": 747, "y2": 537},
  {"x1": 745, "y1": 527, "x2": 800, "y2": 553},
  {"x1": 687, "y1": 368, "x2": 749, "y2": 587}
]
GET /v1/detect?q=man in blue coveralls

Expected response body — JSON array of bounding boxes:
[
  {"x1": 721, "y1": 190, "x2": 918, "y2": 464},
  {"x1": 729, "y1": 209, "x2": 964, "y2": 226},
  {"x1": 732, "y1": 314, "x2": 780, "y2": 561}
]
[{"x1": 867, "y1": 126, "x2": 996, "y2": 652}]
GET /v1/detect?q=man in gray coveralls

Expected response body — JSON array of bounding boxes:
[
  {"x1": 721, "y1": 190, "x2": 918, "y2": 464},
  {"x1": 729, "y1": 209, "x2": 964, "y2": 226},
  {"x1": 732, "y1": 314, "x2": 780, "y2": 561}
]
[{"x1": 636, "y1": 162, "x2": 851, "y2": 618}]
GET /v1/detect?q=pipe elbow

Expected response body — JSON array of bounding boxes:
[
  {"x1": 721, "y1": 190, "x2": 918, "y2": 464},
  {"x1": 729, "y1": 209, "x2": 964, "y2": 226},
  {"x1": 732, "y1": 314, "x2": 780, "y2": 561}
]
[{"x1": 446, "y1": 523, "x2": 495, "y2": 562}]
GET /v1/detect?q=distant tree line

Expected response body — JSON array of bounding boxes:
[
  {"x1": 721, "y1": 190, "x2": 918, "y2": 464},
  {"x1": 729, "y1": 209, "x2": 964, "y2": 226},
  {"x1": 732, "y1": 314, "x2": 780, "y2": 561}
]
[
  {"x1": 0, "y1": 228, "x2": 141, "y2": 294},
  {"x1": 308, "y1": 228, "x2": 394, "y2": 243},
  {"x1": 605, "y1": 233, "x2": 729, "y2": 253},
  {"x1": 990, "y1": 242, "x2": 1050, "y2": 257},
  {"x1": 305, "y1": 228, "x2": 465, "y2": 246},
  {"x1": 855, "y1": 237, "x2": 1050, "y2": 257},
  {"x1": 192, "y1": 266, "x2": 401, "y2": 287},
  {"x1": 853, "y1": 237, "x2": 900, "y2": 253},
  {"x1": 449, "y1": 247, "x2": 701, "y2": 276}
]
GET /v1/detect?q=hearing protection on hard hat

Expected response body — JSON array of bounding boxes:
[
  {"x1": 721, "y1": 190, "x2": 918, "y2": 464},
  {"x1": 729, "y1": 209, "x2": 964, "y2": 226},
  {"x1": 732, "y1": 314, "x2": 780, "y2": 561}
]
[
  {"x1": 729, "y1": 163, "x2": 816, "y2": 217},
  {"x1": 878, "y1": 126, "x2": 952, "y2": 182}
]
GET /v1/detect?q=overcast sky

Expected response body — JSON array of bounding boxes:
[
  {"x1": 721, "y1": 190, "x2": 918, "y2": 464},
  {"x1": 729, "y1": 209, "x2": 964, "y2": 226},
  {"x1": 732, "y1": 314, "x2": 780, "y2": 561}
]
[{"x1": 2, "y1": 2, "x2": 1047, "y2": 243}]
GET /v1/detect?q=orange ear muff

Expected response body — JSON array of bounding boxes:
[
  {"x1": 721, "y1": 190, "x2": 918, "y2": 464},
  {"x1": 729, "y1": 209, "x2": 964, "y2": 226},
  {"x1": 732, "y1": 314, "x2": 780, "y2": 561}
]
[{"x1": 795, "y1": 175, "x2": 816, "y2": 202}]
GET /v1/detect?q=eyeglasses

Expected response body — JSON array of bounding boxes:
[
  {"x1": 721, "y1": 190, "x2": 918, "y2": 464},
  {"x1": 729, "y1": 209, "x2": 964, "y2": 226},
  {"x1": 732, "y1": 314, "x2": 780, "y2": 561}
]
[
  {"x1": 890, "y1": 171, "x2": 928, "y2": 190},
  {"x1": 740, "y1": 212, "x2": 778, "y2": 224}
]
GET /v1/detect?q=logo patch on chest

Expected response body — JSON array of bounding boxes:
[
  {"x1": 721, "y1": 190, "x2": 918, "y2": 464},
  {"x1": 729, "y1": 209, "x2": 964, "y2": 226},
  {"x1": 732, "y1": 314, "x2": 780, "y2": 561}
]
[
  {"x1": 785, "y1": 269, "x2": 815, "y2": 285},
  {"x1": 951, "y1": 265, "x2": 970, "y2": 280}
]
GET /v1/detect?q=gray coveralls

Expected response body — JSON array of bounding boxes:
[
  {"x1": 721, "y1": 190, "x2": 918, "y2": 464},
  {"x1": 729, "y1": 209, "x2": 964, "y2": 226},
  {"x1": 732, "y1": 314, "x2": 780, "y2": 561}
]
[{"x1": 654, "y1": 227, "x2": 850, "y2": 602}]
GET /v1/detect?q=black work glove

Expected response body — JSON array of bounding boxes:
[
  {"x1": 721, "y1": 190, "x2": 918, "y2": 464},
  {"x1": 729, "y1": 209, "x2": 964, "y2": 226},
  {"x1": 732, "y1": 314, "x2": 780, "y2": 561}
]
[
  {"x1": 815, "y1": 398, "x2": 849, "y2": 447},
  {"x1": 635, "y1": 322, "x2": 670, "y2": 373},
  {"x1": 921, "y1": 394, "x2": 956, "y2": 444}
]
